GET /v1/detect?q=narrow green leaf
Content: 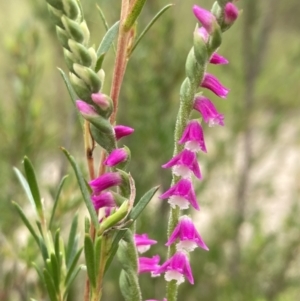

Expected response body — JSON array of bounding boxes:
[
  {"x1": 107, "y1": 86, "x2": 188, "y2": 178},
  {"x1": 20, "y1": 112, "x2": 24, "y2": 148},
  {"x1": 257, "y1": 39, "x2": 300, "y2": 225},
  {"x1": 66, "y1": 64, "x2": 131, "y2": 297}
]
[
  {"x1": 12, "y1": 201, "x2": 39, "y2": 244},
  {"x1": 61, "y1": 148, "x2": 99, "y2": 229},
  {"x1": 104, "y1": 229, "x2": 127, "y2": 273},
  {"x1": 130, "y1": 4, "x2": 174, "y2": 55},
  {"x1": 65, "y1": 247, "x2": 83, "y2": 287},
  {"x1": 96, "y1": 21, "x2": 119, "y2": 58},
  {"x1": 54, "y1": 229, "x2": 61, "y2": 267},
  {"x1": 58, "y1": 68, "x2": 83, "y2": 128},
  {"x1": 23, "y1": 157, "x2": 42, "y2": 217},
  {"x1": 66, "y1": 214, "x2": 79, "y2": 268},
  {"x1": 94, "y1": 236, "x2": 102, "y2": 274},
  {"x1": 43, "y1": 268, "x2": 59, "y2": 301},
  {"x1": 13, "y1": 167, "x2": 35, "y2": 211},
  {"x1": 123, "y1": 0, "x2": 147, "y2": 31},
  {"x1": 64, "y1": 265, "x2": 84, "y2": 299},
  {"x1": 39, "y1": 238, "x2": 49, "y2": 262},
  {"x1": 50, "y1": 253, "x2": 60, "y2": 289},
  {"x1": 95, "y1": 53, "x2": 105, "y2": 73},
  {"x1": 96, "y1": 4, "x2": 109, "y2": 31},
  {"x1": 84, "y1": 234, "x2": 96, "y2": 288},
  {"x1": 32, "y1": 262, "x2": 44, "y2": 282},
  {"x1": 128, "y1": 186, "x2": 159, "y2": 221},
  {"x1": 49, "y1": 175, "x2": 68, "y2": 230},
  {"x1": 85, "y1": 216, "x2": 90, "y2": 234}
]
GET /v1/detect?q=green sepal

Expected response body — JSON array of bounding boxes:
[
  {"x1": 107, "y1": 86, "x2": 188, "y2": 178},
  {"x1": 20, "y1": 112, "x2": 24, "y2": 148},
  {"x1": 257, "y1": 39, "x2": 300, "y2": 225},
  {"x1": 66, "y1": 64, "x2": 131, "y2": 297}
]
[
  {"x1": 119, "y1": 270, "x2": 132, "y2": 300},
  {"x1": 68, "y1": 40, "x2": 92, "y2": 67},
  {"x1": 90, "y1": 123, "x2": 116, "y2": 153},
  {"x1": 46, "y1": 0, "x2": 64, "y2": 11},
  {"x1": 66, "y1": 214, "x2": 79, "y2": 268},
  {"x1": 96, "y1": 21, "x2": 119, "y2": 58},
  {"x1": 209, "y1": 24, "x2": 222, "y2": 51},
  {"x1": 98, "y1": 201, "x2": 129, "y2": 234},
  {"x1": 123, "y1": 0, "x2": 147, "y2": 32},
  {"x1": 62, "y1": 0, "x2": 80, "y2": 20},
  {"x1": 56, "y1": 26, "x2": 70, "y2": 50},
  {"x1": 185, "y1": 48, "x2": 203, "y2": 82},
  {"x1": 43, "y1": 268, "x2": 59, "y2": 301},
  {"x1": 61, "y1": 15, "x2": 84, "y2": 43},
  {"x1": 23, "y1": 157, "x2": 43, "y2": 219},
  {"x1": 69, "y1": 72, "x2": 92, "y2": 102},
  {"x1": 130, "y1": 3, "x2": 173, "y2": 55},
  {"x1": 61, "y1": 148, "x2": 99, "y2": 229},
  {"x1": 129, "y1": 186, "x2": 159, "y2": 221},
  {"x1": 84, "y1": 234, "x2": 96, "y2": 288},
  {"x1": 49, "y1": 175, "x2": 68, "y2": 230},
  {"x1": 193, "y1": 27, "x2": 208, "y2": 67},
  {"x1": 12, "y1": 201, "x2": 39, "y2": 244},
  {"x1": 73, "y1": 64, "x2": 101, "y2": 92},
  {"x1": 48, "y1": 5, "x2": 64, "y2": 29}
]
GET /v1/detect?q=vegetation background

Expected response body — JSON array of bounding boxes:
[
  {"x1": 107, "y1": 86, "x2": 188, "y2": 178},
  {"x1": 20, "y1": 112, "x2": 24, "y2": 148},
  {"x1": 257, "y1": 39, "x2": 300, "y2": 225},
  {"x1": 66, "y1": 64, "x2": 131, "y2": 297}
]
[{"x1": 0, "y1": 0, "x2": 300, "y2": 300}]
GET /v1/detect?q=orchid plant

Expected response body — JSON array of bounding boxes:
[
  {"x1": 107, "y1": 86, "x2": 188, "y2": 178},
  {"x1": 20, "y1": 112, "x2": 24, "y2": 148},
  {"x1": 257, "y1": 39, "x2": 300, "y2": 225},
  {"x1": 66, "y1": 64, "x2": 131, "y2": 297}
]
[{"x1": 13, "y1": 0, "x2": 239, "y2": 301}]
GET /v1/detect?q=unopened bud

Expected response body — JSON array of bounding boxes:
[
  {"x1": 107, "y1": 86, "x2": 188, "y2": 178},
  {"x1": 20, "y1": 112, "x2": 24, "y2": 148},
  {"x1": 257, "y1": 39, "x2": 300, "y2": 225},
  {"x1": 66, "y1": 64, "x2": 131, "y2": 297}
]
[
  {"x1": 68, "y1": 40, "x2": 92, "y2": 67},
  {"x1": 62, "y1": 0, "x2": 80, "y2": 20},
  {"x1": 61, "y1": 15, "x2": 84, "y2": 43},
  {"x1": 91, "y1": 93, "x2": 113, "y2": 118},
  {"x1": 69, "y1": 72, "x2": 91, "y2": 101},
  {"x1": 56, "y1": 26, "x2": 70, "y2": 49},
  {"x1": 80, "y1": 21, "x2": 90, "y2": 46},
  {"x1": 224, "y1": 2, "x2": 239, "y2": 25}
]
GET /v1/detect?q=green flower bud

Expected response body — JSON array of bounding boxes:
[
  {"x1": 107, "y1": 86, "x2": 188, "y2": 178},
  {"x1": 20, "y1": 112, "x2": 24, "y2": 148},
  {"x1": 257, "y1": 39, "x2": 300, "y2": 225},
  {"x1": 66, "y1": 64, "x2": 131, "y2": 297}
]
[
  {"x1": 79, "y1": 21, "x2": 90, "y2": 46},
  {"x1": 193, "y1": 27, "x2": 208, "y2": 67},
  {"x1": 56, "y1": 26, "x2": 70, "y2": 49},
  {"x1": 48, "y1": 5, "x2": 64, "y2": 28},
  {"x1": 62, "y1": 0, "x2": 80, "y2": 20},
  {"x1": 69, "y1": 72, "x2": 92, "y2": 101},
  {"x1": 185, "y1": 48, "x2": 203, "y2": 82},
  {"x1": 63, "y1": 48, "x2": 77, "y2": 71},
  {"x1": 88, "y1": 47, "x2": 97, "y2": 70},
  {"x1": 61, "y1": 15, "x2": 84, "y2": 43},
  {"x1": 73, "y1": 63, "x2": 101, "y2": 93},
  {"x1": 46, "y1": 0, "x2": 64, "y2": 11},
  {"x1": 209, "y1": 24, "x2": 222, "y2": 51},
  {"x1": 68, "y1": 40, "x2": 92, "y2": 67},
  {"x1": 90, "y1": 123, "x2": 116, "y2": 152}
]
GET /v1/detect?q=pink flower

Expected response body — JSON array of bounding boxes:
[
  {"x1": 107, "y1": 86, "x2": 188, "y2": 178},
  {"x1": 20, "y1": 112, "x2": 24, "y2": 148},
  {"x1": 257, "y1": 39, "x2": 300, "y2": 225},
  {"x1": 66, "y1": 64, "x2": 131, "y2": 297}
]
[
  {"x1": 91, "y1": 192, "x2": 115, "y2": 210},
  {"x1": 162, "y1": 149, "x2": 201, "y2": 179},
  {"x1": 166, "y1": 215, "x2": 208, "y2": 252},
  {"x1": 104, "y1": 148, "x2": 128, "y2": 167},
  {"x1": 89, "y1": 172, "x2": 122, "y2": 194},
  {"x1": 192, "y1": 5, "x2": 216, "y2": 34},
  {"x1": 139, "y1": 255, "x2": 160, "y2": 275},
  {"x1": 76, "y1": 100, "x2": 97, "y2": 117},
  {"x1": 159, "y1": 179, "x2": 199, "y2": 210},
  {"x1": 224, "y1": 2, "x2": 239, "y2": 25},
  {"x1": 154, "y1": 251, "x2": 194, "y2": 285},
  {"x1": 134, "y1": 233, "x2": 157, "y2": 254},
  {"x1": 209, "y1": 53, "x2": 228, "y2": 65},
  {"x1": 114, "y1": 125, "x2": 134, "y2": 140},
  {"x1": 193, "y1": 96, "x2": 224, "y2": 127},
  {"x1": 179, "y1": 120, "x2": 207, "y2": 153},
  {"x1": 201, "y1": 73, "x2": 229, "y2": 98}
]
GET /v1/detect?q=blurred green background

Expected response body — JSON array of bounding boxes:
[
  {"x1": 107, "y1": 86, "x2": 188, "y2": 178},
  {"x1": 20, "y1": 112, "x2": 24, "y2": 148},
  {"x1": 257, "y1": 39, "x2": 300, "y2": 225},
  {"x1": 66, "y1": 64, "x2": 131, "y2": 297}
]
[{"x1": 1, "y1": 0, "x2": 300, "y2": 300}]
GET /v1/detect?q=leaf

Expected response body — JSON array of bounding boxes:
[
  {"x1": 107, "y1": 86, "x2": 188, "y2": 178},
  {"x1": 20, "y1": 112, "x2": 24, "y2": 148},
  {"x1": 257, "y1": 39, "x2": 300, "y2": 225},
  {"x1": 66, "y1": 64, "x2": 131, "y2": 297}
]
[
  {"x1": 12, "y1": 201, "x2": 39, "y2": 244},
  {"x1": 104, "y1": 229, "x2": 127, "y2": 273},
  {"x1": 32, "y1": 262, "x2": 44, "y2": 282},
  {"x1": 49, "y1": 175, "x2": 68, "y2": 230},
  {"x1": 54, "y1": 229, "x2": 62, "y2": 267},
  {"x1": 50, "y1": 253, "x2": 60, "y2": 289},
  {"x1": 65, "y1": 247, "x2": 83, "y2": 287},
  {"x1": 58, "y1": 68, "x2": 83, "y2": 128},
  {"x1": 23, "y1": 157, "x2": 43, "y2": 218},
  {"x1": 43, "y1": 268, "x2": 58, "y2": 301},
  {"x1": 94, "y1": 236, "x2": 102, "y2": 274},
  {"x1": 66, "y1": 214, "x2": 79, "y2": 268},
  {"x1": 61, "y1": 148, "x2": 99, "y2": 229},
  {"x1": 84, "y1": 234, "x2": 96, "y2": 288},
  {"x1": 130, "y1": 4, "x2": 174, "y2": 55},
  {"x1": 13, "y1": 167, "x2": 35, "y2": 211},
  {"x1": 96, "y1": 4, "x2": 109, "y2": 31},
  {"x1": 128, "y1": 186, "x2": 159, "y2": 221},
  {"x1": 96, "y1": 21, "x2": 119, "y2": 58},
  {"x1": 64, "y1": 265, "x2": 84, "y2": 300}
]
